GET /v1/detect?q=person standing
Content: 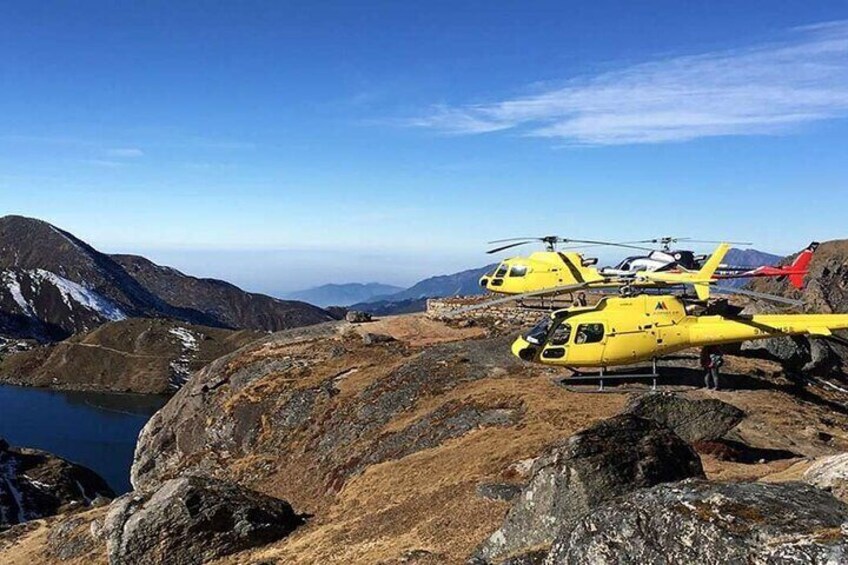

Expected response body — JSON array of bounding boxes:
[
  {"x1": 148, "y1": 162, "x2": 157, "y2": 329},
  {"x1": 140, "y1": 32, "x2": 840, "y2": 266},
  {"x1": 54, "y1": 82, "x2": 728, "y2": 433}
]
[{"x1": 701, "y1": 346, "x2": 723, "y2": 390}]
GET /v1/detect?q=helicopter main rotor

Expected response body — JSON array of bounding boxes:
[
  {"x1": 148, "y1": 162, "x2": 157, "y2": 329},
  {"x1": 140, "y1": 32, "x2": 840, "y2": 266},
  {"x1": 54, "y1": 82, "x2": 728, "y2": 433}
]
[
  {"x1": 486, "y1": 235, "x2": 753, "y2": 255},
  {"x1": 486, "y1": 236, "x2": 652, "y2": 255}
]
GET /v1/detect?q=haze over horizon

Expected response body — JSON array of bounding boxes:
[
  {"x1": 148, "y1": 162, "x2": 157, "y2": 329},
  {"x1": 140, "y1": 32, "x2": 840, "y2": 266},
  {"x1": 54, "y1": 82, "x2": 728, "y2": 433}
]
[{"x1": 4, "y1": 2, "x2": 848, "y2": 293}]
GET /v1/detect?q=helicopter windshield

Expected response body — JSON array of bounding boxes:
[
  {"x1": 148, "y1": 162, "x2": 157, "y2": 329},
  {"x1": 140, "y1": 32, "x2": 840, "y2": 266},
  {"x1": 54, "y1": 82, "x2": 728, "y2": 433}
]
[
  {"x1": 494, "y1": 263, "x2": 509, "y2": 278},
  {"x1": 615, "y1": 256, "x2": 640, "y2": 270},
  {"x1": 524, "y1": 317, "x2": 551, "y2": 345}
]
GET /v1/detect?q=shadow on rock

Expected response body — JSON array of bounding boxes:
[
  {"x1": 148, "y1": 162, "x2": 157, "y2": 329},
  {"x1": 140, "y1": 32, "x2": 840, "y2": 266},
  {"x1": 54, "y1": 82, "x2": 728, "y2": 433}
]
[
  {"x1": 103, "y1": 476, "x2": 304, "y2": 565},
  {"x1": 472, "y1": 414, "x2": 704, "y2": 564}
]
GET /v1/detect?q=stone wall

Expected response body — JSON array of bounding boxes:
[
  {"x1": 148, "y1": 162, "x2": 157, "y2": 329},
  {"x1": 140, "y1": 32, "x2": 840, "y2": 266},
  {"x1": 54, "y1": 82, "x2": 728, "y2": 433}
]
[{"x1": 426, "y1": 296, "x2": 554, "y2": 326}]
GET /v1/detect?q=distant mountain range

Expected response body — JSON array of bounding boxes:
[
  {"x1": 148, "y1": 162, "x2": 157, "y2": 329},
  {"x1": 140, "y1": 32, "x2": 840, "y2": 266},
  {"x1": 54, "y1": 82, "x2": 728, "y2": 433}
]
[
  {"x1": 723, "y1": 248, "x2": 781, "y2": 268},
  {"x1": 283, "y1": 282, "x2": 405, "y2": 307},
  {"x1": 721, "y1": 248, "x2": 782, "y2": 288},
  {"x1": 349, "y1": 264, "x2": 496, "y2": 315},
  {"x1": 0, "y1": 215, "x2": 334, "y2": 341}
]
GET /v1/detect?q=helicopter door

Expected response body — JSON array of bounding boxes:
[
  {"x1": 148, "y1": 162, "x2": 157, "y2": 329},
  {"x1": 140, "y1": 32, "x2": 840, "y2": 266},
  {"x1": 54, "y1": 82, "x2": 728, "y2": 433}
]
[
  {"x1": 563, "y1": 322, "x2": 606, "y2": 365},
  {"x1": 540, "y1": 322, "x2": 571, "y2": 361},
  {"x1": 602, "y1": 327, "x2": 654, "y2": 365}
]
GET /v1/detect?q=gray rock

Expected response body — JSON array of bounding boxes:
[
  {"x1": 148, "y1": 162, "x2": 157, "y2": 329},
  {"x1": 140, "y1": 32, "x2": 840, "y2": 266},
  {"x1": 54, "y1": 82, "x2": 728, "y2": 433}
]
[
  {"x1": 805, "y1": 452, "x2": 848, "y2": 504},
  {"x1": 104, "y1": 476, "x2": 303, "y2": 565},
  {"x1": 346, "y1": 310, "x2": 372, "y2": 323},
  {"x1": 475, "y1": 415, "x2": 704, "y2": 562},
  {"x1": 46, "y1": 515, "x2": 97, "y2": 561},
  {"x1": 624, "y1": 392, "x2": 745, "y2": 442},
  {"x1": 362, "y1": 332, "x2": 395, "y2": 345},
  {"x1": 0, "y1": 437, "x2": 114, "y2": 529},
  {"x1": 740, "y1": 335, "x2": 811, "y2": 370},
  {"x1": 546, "y1": 479, "x2": 848, "y2": 564},
  {"x1": 476, "y1": 483, "x2": 524, "y2": 502}
]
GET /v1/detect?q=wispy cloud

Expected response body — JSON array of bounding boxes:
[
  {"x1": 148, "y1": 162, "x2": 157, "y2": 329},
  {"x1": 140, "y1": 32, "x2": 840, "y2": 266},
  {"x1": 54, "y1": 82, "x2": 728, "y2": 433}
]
[
  {"x1": 406, "y1": 20, "x2": 848, "y2": 145},
  {"x1": 106, "y1": 147, "x2": 144, "y2": 158},
  {"x1": 80, "y1": 159, "x2": 128, "y2": 168}
]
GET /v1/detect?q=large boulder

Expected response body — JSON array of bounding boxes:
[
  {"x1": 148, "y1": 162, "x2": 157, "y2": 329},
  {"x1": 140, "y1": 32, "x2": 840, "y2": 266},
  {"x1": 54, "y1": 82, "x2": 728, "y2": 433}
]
[
  {"x1": 547, "y1": 479, "x2": 848, "y2": 564},
  {"x1": 103, "y1": 475, "x2": 303, "y2": 565},
  {"x1": 805, "y1": 452, "x2": 848, "y2": 504},
  {"x1": 624, "y1": 393, "x2": 745, "y2": 442},
  {"x1": 0, "y1": 437, "x2": 114, "y2": 528},
  {"x1": 474, "y1": 415, "x2": 705, "y2": 563},
  {"x1": 346, "y1": 310, "x2": 372, "y2": 323},
  {"x1": 734, "y1": 300, "x2": 848, "y2": 376}
]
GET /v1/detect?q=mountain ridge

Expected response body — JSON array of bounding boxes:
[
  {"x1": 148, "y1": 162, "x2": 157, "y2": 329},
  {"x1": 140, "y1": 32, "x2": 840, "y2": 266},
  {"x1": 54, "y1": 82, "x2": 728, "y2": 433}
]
[
  {"x1": 0, "y1": 215, "x2": 334, "y2": 341},
  {"x1": 283, "y1": 282, "x2": 405, "y2": 307}
]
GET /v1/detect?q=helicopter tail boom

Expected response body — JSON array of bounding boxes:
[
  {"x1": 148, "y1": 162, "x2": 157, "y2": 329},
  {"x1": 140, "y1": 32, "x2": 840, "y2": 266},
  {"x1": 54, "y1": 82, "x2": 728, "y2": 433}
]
[{"x1": 688, "y1": 313, "x2": 848, "y2": 347}]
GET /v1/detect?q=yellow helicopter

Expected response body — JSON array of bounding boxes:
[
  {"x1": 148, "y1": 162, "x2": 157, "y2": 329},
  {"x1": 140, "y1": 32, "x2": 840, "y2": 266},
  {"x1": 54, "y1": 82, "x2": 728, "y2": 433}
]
[
  {"x1": 511, "y1": 292, "x2": 848, "y2": 373},
  {"x1": 479, "y1": 236, "x2": 815, "y2": 303}
]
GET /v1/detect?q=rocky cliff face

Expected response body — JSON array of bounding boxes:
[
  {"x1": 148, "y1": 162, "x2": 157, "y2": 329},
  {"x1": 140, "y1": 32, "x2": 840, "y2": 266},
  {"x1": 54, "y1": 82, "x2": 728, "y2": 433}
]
[
  {"x1": 0, "y1": 215, "x2": 333, "y2": 341},
  {"x1": 0, "y1": 438, "x2": 113, "y2": 529},
  {"x1": 733, "y1": 240, "x2": 848, "y2": 376},
  {"x1": 751, "y1": 240, "x2": 848, "y2": 313}
]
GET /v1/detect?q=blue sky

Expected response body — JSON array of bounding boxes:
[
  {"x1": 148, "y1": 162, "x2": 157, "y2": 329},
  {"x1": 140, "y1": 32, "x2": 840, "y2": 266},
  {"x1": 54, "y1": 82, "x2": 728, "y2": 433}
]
[{"x1": 2, "y1": 1, "x2": 848, "y2": 294}]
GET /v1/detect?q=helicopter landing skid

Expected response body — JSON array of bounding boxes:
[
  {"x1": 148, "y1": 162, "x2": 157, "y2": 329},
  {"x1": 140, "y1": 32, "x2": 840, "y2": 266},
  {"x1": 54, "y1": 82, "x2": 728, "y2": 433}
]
[{"x1": 558, "y1": 359, "x2": 670, "y2": 393}]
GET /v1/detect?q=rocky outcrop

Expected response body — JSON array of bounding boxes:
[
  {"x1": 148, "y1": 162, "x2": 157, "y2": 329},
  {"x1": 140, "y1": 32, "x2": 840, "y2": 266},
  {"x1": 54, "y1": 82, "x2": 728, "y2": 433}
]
[
  {"x1": 624, "y1": 392, "x2": 745, "y2": 442},
  {"x1": 475, "y1": 415, "x2": 705, "y2": 562},
  {"x1": 746, "y1": 240, "x2": 848, "y2": 373},
  {"x1": 805, "y1": 452, "x2": 848, "y2": 504},
  {"x1": 547, "y1": 479, "x2": 848, "y2": 564},
  {"x1": 345, "y1": 310, "x2": 372, "y2": 323},
  {"x1": 103, "y1": 476, "x2": 303, "y2": 565},
  {"x1": 0, "y1": 438, "x2": 113, "y2": 529},
  {"x1": 131, "y1": 328, "x2": 523, "y2": 493}
]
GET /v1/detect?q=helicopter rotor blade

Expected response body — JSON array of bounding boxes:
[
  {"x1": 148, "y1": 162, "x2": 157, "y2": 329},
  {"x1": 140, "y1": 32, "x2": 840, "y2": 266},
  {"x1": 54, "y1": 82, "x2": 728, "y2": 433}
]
[
  {"x1": 486, "y1": 241, "x2": 535, "y2": 254},
  {"x1": 819, "y1": 333, "x2": 848, "y2": 349},
  {"x1": 556, "y1": 238, "x2": 655, "y2": 252},
  {"x1": 487, "y1": 237, "x2": 548, "y2": 244},
  {"x1": 686, "y1": 239, "x2": 753, "y2": 246},
  {"x1": 709, "y1": 285, "x2": 803, "y2": 307}
]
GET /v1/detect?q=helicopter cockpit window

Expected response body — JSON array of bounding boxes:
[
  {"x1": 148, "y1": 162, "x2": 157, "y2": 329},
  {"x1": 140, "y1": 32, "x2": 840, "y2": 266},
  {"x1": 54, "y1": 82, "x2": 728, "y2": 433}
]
[
  {"x1": 495, "y1": 264, "x2": 509, "y2": 278},
  {"x1": 509, "y1": 265, "x2": 528, "y2": 277},
  {"x1": 524, "y1": 317, "x2": 551, "y2": 345},
  {"x1": 574, "y1": 323, "x2": 604, "y2": 344},
  {"x1": 549, "y1": 323, "x2": 572, "y2": 346},
  {"x1": 616, "y1": 256, "x2": 639, "y2": 271}
]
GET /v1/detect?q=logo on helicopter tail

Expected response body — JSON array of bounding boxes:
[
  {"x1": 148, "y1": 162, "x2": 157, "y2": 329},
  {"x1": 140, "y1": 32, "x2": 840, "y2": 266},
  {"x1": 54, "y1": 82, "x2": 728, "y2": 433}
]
[{"x1": 655, "y1": 301, "x2": 669, "y2": 311}]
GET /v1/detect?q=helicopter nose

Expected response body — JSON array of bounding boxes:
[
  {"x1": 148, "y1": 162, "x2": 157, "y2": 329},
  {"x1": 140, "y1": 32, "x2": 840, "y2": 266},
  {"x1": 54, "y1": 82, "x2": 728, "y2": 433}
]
[
  {"x1": 511, "y1": 336, "x2": 537, "y2": 362},
  {"x1": 480, "y1": 277, "x2": 489, "y2": 288}
]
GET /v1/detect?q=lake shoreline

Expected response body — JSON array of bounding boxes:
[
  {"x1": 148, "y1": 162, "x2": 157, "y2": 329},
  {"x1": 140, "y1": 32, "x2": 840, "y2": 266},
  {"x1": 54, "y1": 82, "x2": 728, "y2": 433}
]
[{"x1": 0, "y1": 383, "x2": 167, "y2": 493}]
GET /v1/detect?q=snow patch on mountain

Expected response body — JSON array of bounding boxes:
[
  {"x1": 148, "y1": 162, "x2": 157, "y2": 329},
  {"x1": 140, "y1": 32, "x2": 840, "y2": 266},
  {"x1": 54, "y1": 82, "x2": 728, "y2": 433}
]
[
  {"x1": 169, "y1": 327, "x2": 199, "y2": 351},
  {"x1": 168, "y1": 326, "x2": 201, "y2": 389},
  {"x1": 32, "y1": 269, "x2": 127, "y2": 321},
  {"x1": 1, "y1": 271, "x2": 34, "y2": 316}
]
